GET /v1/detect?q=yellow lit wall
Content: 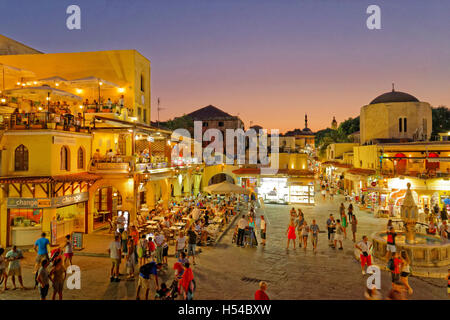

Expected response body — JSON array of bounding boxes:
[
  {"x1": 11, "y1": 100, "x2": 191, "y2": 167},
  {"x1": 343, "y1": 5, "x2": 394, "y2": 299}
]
[
  {"x1": 1, "y1": 131, "x2": 92, "y2": 176},
  {"x1": 0, "y1": 49, "x2": 151, "y2": 124}
]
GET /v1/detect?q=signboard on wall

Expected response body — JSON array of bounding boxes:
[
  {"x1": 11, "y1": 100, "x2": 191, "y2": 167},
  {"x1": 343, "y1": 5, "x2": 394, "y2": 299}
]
[
  {"x1": 53, "y1": 136, "x2": 76, "y2": 145},
  {"x1": 7, "y1": 192, "x2": 89, "y2": 209},
  {"x1": 72, "y1": 232, "x2": 84, "y2": 250}
]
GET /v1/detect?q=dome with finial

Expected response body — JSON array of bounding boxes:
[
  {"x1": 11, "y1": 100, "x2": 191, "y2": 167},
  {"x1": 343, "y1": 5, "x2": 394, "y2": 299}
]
[
  {"x1": 331, "y1": 116, "x2": 338, "y2": 129},
  {"x1": 370, "y1": 84, "x2": 419, "y2": 105}
]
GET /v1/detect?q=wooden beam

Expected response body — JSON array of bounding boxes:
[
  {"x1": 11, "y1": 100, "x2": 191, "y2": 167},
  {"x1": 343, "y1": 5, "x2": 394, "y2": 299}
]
[{"x1": 10, "y1": 183, "x2": 21, "y2": 197}]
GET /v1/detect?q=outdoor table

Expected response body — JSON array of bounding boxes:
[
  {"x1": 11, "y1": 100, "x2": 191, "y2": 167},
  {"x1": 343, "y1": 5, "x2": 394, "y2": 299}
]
[
  {"x1": 182, "y1": 217, "x2": 190, "y2": 221},
  {"x1": 152, "y1": 216, "x2": 164, "y2": 221},
  {"x1": 174, "y1": 222, "x2": 185, "y2": 227},
  {"x1": 147, "y1": 220, "x2": 158, "y2": 225},
  {"x1": 170, "y1": 226, "x2": 181, "y2": 231}
]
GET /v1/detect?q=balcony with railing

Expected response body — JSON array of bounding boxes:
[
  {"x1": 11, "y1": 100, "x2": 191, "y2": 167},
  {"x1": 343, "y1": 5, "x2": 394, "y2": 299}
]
[
  {"x1": 89, "y1": 156, "x2": 171, "y2": 174},
  {"x1": 0, "y1": 112, "x2": 88, "y2": 132}
]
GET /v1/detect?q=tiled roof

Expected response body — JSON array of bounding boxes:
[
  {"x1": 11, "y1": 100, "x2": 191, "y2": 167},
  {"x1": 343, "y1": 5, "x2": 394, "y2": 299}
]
[{"x1": 0, "y1": 172, "x2": 102, "y2": 184}]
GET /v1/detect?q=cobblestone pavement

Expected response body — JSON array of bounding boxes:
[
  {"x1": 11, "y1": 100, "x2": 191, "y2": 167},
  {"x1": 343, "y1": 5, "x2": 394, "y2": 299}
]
[{"x1": 0, "y1": 194, "x2": 447, "y2": 300}]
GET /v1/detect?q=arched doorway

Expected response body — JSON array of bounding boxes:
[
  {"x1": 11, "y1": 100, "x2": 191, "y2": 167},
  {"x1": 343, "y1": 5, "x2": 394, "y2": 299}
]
[
  {"x1": 93, "y1": 187, "x2": 123, "y2": 230},
  {"x1": 208, "y1": 173, "x2": 235, "y2": 185},
  {"x1": 394, "y1": 153, "x2": 407, "y2": 175}
]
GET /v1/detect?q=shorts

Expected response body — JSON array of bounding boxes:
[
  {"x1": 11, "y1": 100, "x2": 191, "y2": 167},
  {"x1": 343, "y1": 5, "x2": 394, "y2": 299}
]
[
  {"x1": 138, "y1": 275, "x2": 156, "y2": 293},
  {"x1": 360, "y1": 254, "x2": 372, "y2": 267},
  {"x1": 7, "y1": 267, "x2": 21, "y2": 277},
  {"x1": 260, "y1": 231, "x2": 266, "y2": 240},
  {"x1": 391, "y1": 272, "x2": 400, "y2": 283},
  {"x1": 302, "y1": 235, "x2": 308, "y2": 240},
  {"x1": 111, "y1": 258, "x2": 120, "y2": 267},
  {"x1": 36, "y1": 254, "x2": 49, "y2": 264},
  {"x1": 64, "y1": 253, "x2": 73, "y2": 259},
  {"x1": 163, "y1": 246, "x2": 169, "y2": 257},
  {"x1": 39, "y1": 284, "x2": 49, "y2": 299},
  {"x1": 311, "y1": 235, "x2": 318, "y2": 245},
  {"x1": 53, "y1": 281, "x2": 64, "y2": 292},
  {"x1": 400, "y1": 272, "x2": 410, "y2": 278},
  {"x1": 335, "y1": 234, "x2": 343, "y2": 241},
  {"x1": 386, "y1": 244, "x2": 396, "y2": 253},
  {"x1": 188, "y1": 244, "x2": 196, "y2": 256}
]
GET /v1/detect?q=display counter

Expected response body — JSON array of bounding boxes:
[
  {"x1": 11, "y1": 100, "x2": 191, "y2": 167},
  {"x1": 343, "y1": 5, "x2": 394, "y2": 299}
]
[
  {"x1": 53, "y1": 218, "x2": 75, "y2": 241},
  {"x1": 11, "y1": 225, "x2": 42, "y2": 246}
]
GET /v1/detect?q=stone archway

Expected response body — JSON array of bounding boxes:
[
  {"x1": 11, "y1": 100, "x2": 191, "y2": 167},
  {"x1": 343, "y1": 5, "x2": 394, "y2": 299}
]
[{"x1": 208, "y1": 173, "x2": 235, "y2": 185}]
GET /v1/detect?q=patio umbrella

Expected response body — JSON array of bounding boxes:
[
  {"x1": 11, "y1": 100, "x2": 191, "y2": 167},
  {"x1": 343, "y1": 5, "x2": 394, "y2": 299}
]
[
  {"x1": 203, "y1": 181, "x2": 250, "y2": 195},
  {"x1": 3, "y1": 85, "x2": 82, "y2": 111},
  {"x1": 69, "y1": 76, "x2": 119, "y2": 103},
  {"x1": 0, "y1": 63, "x2": 35, "y2": 90},
  {"x1": 37, "y1": 76, "x2": 69, "y2": 87}
]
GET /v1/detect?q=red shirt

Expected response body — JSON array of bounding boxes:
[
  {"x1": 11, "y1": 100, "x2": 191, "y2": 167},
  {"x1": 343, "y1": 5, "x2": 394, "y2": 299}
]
[
  {"x1": 393, "y1": 258, "x2": 402, "y2": 274},
  {"x1": 255, "y1": 289, "x2": 269, "y2": 300}
]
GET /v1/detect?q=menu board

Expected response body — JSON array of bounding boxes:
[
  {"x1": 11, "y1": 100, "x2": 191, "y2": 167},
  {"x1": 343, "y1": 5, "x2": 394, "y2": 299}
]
[{"x1": 72, "y1": 232, "x2": 84, "y2": 250}]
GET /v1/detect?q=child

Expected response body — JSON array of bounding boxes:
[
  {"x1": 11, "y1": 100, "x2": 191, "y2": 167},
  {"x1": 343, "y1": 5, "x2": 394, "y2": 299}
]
[
  {"x1": 155, "y1": 282, "x2": 170, "y2": 299},
  {"x1": 63, "y1": 234, "x2": 73, "y2": 266}
]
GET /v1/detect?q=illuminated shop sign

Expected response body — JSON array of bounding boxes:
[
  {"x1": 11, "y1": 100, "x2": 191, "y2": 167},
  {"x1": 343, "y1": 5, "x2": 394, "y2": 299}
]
[{"x1": 7, "y1": 192, "x2": 89, "y2": 208}]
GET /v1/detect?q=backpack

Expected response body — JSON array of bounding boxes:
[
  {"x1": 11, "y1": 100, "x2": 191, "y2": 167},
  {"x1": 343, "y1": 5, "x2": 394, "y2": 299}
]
[{"x1": 387, "y1": 258, "x2": 395, "y2": 271}]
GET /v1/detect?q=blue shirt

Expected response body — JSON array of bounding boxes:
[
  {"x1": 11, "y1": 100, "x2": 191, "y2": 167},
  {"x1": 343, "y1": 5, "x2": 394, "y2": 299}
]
[{"x1": 35, "y1": 237, "x2": 50, "y2": 255}]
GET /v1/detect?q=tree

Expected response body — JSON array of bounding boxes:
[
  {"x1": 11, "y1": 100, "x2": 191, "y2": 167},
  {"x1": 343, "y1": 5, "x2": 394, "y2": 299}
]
[
  {"x1": 431, "y1": 106, "x2": 450, "y2": 139},
  {"x1": 162, "y1": 115, "x2": 194, "y2": 131}
]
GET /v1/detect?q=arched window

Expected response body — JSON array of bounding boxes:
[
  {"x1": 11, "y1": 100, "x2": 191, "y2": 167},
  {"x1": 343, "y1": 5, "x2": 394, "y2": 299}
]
[
  {"x1": 77, "y1": 147, "x2": 84, "y2": 169},
  {"x1": 14, "y1": 144, "x2": 28, "y2": 171},
  {"x1": 60, "y1": 146, "x2": 70, "y2": 171}
]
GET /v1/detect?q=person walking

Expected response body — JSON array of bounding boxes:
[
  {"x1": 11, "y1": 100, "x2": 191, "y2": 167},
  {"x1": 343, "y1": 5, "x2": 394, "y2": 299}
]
[
  {"x1": 0, "y1": 248, "x2": 6, "y2": 289},
  {"x1": 175, "y1": 231, "x2": 187, "y2": 258},
  {"x1": 350, "y1": 214, "x2": 358, "y2": 242},
  {"x1": 340, "y1": 204, "x2": 348, "y2": 239},
  {"x1": 126, "y1": 237, "x2": 136, "y2": 279},
  {"x1": 348, "y1": 203, "x2": 354, "y2": 222},
  {"x1": 154, "y1": 231, "x2": 165, "y2": 265},
  {"x1": 108, "y1": 234, "x2": 122, "y2": 283},
  {"x1": 286, "y1": 219, "x2": 297, "y2": 249},
  {"x1": 137, "y1": 234, "x2": 148, "y2": 267},
  {"x1": 334, "y1": 219, "x2": 344, "y2": 250},
  {"x1": 34, "y1": 232, "x2": 50, "y2": 288},
  {"x1": 49, "y1": 258, "x2": 66, "y2": 300},
  {"x1": 326, "y1": 214, "x2": 336, "y2": 247},
  {"x1": 309, "y1": 219, "x2": 320, "y2": 253},
  {"x1": 36, "y1": 259, "x2": 50, "y2": 300},
  {"x1": 63, "y1": 234, "x2": 73, "y2": 266},
  {"x1": 295, "y1": 211, "x2": 305, "y2": 247},
  {"x1": 300, "y1": 221, "x2": 310, "y2": 250},
  {"x1": 385, "y1": 226, "x2": 397, "y2": 261},
  {"x1": 389, "y1": 252, "x2": 402, "y2": 286},
  {"x1": 260, "y1": 215, "x2": 267, "y2": 246},
  {"x1": 4, "y1": 246, "x2": 25, "y2": 290},
  {"x1": 355, "y1": 235, "x2": 372, "y2": 275},
  {"x1": 187, "y1": 225, "x2": 198, "y2": 265},
  {"x1": 400, "y1": 250, "x2": 413, "y2": 295},
  {"x1": 254, "y1": 281, "x2": 270, "y2": 300},
  {"x1": 236, "y1": 215, "x2": 248, "y2": 247}
]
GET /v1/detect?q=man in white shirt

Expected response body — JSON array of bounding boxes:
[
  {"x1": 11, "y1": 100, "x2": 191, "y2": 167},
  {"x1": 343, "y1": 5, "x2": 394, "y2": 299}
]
[
  {"x1": 108, "y1": 235, "x2": 122, "y2": 282},
  {"x1": 117, "y1": 213, "x2": 126, "y2": 233},
  {"x1": 236, "y1": 215, "x2": 248, "y2": 247},
  {"x1": 355, "y1": 235, "x2": 373, "y2": 275},
  {"x1": 260, "y1": 215, "x2": 266, "y2": 246}
]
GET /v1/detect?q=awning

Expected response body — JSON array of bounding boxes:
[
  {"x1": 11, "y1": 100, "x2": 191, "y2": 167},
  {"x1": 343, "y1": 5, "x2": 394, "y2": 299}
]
[
  {"x1": 0, "y1": 172, "x2": 102, "y2": 184},
  {"x1": 232, "y1": 168, "x2": 314, "y2": 177}
]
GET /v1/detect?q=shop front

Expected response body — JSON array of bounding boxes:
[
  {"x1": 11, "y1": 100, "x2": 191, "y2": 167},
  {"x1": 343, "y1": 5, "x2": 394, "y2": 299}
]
[
  {"x1": 288, "y1": 178, "x2": 315, "y2": 205},
  {"x1": 7, "y1": 192, "x2": 89, "y2": 246},
  {"x1": 93, "y1": 186, "x2": 122, "y2": 230},
  {"x1": 258, "y1": 177, "x2": 289, "y2": 204}
]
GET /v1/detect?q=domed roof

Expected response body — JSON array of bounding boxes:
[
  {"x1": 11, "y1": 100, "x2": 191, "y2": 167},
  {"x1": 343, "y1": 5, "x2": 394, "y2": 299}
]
[{"x1": 370, "y1": 90, "x2": 419, "y2": 105}]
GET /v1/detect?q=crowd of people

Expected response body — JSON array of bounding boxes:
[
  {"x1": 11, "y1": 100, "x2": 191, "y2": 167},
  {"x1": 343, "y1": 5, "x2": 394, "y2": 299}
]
[{"x1": 107, "y1": 194, "x2": 244, "y2": 299}]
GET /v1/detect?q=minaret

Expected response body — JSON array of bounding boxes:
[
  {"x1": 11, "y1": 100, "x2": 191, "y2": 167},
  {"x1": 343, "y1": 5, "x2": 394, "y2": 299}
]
[
  {"x1": 304, "y1": 114, "x2": 308, "y2": 129},
  {"x1": 331, "y1": 116, "x2": 338, "y2": 130}
]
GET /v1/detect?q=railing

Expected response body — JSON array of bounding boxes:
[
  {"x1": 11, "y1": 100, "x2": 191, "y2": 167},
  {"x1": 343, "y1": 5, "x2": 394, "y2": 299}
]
[
  {"x1": 0, "y1": 112, "x2": 87, "y2": 132},
  {"x1": 89, "y1": 157, "x2": 170, "y2": 173},
  {"x1": 381, "y1": 170, "x2": 450, "y2": 179}
]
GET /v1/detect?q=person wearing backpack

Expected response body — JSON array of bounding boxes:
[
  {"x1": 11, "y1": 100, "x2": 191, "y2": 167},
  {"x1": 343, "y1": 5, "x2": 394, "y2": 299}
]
[
  {"x1": 385, "y1": 226, "x2": 397, "y2": 261},
  {"x1": 137, "y1": 235, "x2": 148, "y2": 267},
  {"x1": 389, "y1": 252, "x2": 402, "y2": 285}
]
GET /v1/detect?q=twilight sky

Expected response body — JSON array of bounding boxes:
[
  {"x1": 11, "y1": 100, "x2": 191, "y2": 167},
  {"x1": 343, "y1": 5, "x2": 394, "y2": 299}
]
[{"x1": 1, "y1": 0, "x2": 449, "y2": 132}]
